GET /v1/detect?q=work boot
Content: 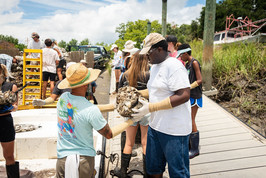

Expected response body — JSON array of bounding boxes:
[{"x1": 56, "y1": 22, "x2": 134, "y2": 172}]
[
  {"x1": 189, "y1": 131, "x2": 200, "y2": 159},
  {"x1": 113, "y1": 153, "x2": 131, "y2": 178},
  {"x1": 116, "y1": 82, "x2": 119, "y2": 93},
  {"x1": 143, "y1": 154, "x2": 147, "y2": 178},
  {"x1": 6, "y1": 161, "x2": 20, "y2": 178}
]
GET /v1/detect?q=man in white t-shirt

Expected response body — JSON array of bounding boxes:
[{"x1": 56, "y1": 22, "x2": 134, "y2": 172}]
[
  {"x1": 27, "y1": 32, "x2": 45, "y2": 76},
  {"x1": 42, "y1": 39, "x2": 60, "y2": 99},
  {"x1": 27, "y1": 32, "x2": 45, "y2": 58},
  {"x1": 132, "y1": 33, "x2": 191, "y2": 177}
]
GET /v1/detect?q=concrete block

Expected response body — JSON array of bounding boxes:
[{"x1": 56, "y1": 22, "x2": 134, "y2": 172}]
[{"x1": 85, "y1": 51, "x2": 94, "y2": 68}]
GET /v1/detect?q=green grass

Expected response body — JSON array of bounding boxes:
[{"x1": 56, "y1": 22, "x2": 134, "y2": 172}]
[{"x1": 190, "y1": 40, "x2": 266, "y2": 81}]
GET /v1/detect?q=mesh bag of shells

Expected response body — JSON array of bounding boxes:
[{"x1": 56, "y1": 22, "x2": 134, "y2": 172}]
[
  {"x1": 116, "y1": 86, "x2": 147, "y2": 117},
  {"x1": 0, "y1": 91, "x2": 17, "y2": 113},
  {"x1": 0, "y1": 90, "x2": 17, "y2": 105}
]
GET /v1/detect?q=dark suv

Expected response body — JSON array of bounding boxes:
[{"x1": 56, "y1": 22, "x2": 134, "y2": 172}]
[{"x1": 78, "y1": 45, "x2": 110, "y2": 69}]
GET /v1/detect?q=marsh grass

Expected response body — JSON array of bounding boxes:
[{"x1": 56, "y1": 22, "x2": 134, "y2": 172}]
[
  {"x1": 189, "y1": 40, "x2": 266, "y2": 136},
  {"x1": 190, "y1": 40, "x2": 266, "y2": 81}
]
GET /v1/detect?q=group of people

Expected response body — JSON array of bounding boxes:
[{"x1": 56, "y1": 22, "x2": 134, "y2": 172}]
[
  {"x1": 0, "y1": 31, "x2": 202, "y2": 178},
  {"x1": 26, "y1": 32, "x2": 66, "y2": 99},
  {"x1": 110, "y1": 33, "x2": 203, "y2": 178}
]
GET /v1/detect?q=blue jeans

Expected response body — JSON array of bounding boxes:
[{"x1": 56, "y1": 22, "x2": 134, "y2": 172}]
[{"x1": 146, "y1": 126, "x2": 190, "y2": 178}]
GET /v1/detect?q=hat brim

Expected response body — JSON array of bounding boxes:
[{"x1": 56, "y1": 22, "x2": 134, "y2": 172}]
[
  {"x1": 58, "y1": 69, "x2": 101, "y2": 89},
  {"x1": 139, "y1": 46, "x2": 151, "y2": 55},
  {"x1": 122, "y1": 49, "x2": 132, "y2": 52}
]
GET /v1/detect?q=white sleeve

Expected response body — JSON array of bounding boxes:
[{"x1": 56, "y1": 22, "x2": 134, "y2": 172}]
[
  {"x1": 168, "y1": 66, "x2": 190, "y2": 91},
  {"x1": 27, "y1": 41, "x2": 32, "y2": 49},
  {"x1": 55, "y1": 52, "x2": 60, "y2": 61}
]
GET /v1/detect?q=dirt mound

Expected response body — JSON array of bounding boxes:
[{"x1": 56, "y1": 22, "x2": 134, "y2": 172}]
[
  {"x1": 0, "y1": 40, "x2": 19, "y2": 56},
  {"x1": 0, "y1": 40, "x2": 15, "y2": 49}
]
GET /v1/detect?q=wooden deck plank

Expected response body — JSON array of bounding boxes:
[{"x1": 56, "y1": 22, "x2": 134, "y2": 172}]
[
  {"x1": 198, "y1": 122, "x2": 239, "y2": 130},
  {"x1": 200, "y1": 132, "x2": 259, "y2": 145},
  {"x1": 200, "y1": 127, "x2": 248, "y2": 138},
  {"x1": 201, "y1": 139, "x2": 264, "y2": 153},
  {"x1": 190, "y1": 155, "x2": 266, "y2": 176},
  {"x1": 197, "y1": 119, "x2": 233, "y2": 127},
  {"x1": 191, "y1": 166, "x2": 266, "y2": 178},
  {"x1": 191, "y1": 146, "x2": 266, "y2": 165}
]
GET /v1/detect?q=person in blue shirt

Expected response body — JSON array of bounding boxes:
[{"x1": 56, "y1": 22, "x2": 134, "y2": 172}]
[
  {"x1": 55, "y1": 63, "x2": 143, "y2": 178},
  {"x1": 0, "y1": 54, "x2": 17, "y2": 79}
]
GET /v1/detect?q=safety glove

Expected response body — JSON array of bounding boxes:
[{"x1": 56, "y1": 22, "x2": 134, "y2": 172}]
[{"x1": 132, "y1": 97, "x2": 172, "y2": 118}]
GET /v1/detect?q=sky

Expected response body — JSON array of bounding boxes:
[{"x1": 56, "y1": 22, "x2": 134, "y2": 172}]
[{"x1": 0, "y1": 0, "x2": 207, "y2": 45}]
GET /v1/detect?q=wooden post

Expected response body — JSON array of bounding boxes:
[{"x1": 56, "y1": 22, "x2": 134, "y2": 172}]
[
  {"x1": 202, "y1": 0, "x2": 216, "y2": 91},
  {"x1": 162, "y1": 0, "x2": 167, "y2": 37},
  {"x1": 147, "y1": 21, "x2": 151, "y2": 35}
]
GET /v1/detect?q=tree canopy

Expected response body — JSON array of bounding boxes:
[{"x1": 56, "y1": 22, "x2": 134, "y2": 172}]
[{"x1": 79, "y1": 38, "x2": 90, "y2": 45}]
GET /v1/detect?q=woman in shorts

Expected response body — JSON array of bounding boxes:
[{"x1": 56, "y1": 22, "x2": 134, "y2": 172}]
[{"x1": 0, "y1": 64, "x2": 19, "y2": 177}]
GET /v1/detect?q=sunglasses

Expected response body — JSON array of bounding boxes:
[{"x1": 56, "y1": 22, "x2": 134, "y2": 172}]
[{"x1": 147, "y1": 47, "x2": 157, "y2": 55}]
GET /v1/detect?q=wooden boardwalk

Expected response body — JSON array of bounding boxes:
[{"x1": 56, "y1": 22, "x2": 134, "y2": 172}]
[
  {"x1": 105, "y1": 71, "x2": 266, "y2": 178},
  {"x1": 190, "y1": 95, "x2": 266, "y2": 177}
]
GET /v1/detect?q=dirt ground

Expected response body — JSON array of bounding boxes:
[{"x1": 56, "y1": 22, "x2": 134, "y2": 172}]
[{"x1": 210, "y1": 69, "x2": 266, "y2": 137}]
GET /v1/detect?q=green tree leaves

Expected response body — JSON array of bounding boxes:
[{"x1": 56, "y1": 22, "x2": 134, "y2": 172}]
[
  {"x1": 114, "y1": 19, "x2": 201, "y2": 47},
  {"x1": 58, "y1": 40, "x2": 67, "y2": 49},
  {"x1": 79, "y1": 38, "x2": 90, "y2": 45}
]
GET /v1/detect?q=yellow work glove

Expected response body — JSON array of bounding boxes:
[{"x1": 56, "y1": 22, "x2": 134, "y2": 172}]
[
  {"x1": 111, "y1": 119, "x2": 134, "y2": 137},
  {"x1": 97, "y1": 104, "x2": 115, "y2": 112},
  {"x1": 190, "y1": 81, "x2": 199, "y2": 89},
  {"x1": 111, "y1": 113, "x2": 145, "y2": 138},
  {"x1": 149, "y1": 97, "x2": 172, "y2": 112}
]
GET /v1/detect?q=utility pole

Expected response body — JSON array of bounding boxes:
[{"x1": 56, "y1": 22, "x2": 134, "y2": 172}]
[
  {"x1": 162, "y1": 0, "x2": 167, "y2": 36},
  {"x1": 147, "y1": 21, "x2": 151, "y2": 35},
  {"x1": 202, "y1": 0, "x2": 216, "y2": 91}
]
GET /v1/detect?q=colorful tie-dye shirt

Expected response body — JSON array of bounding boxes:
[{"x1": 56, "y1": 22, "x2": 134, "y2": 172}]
[{"x1": 56, "y1": 92, "x2": 107, "y2": 158}]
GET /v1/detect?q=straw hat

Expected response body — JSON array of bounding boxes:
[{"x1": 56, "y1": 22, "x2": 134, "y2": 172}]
[{"x1": 58, "y1": 63, "x2": 101, "y2": 89}]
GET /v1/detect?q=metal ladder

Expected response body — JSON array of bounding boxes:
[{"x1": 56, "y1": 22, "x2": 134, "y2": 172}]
[{"x1": 19, "y1": 49, "x2": 43, "y2": 109}]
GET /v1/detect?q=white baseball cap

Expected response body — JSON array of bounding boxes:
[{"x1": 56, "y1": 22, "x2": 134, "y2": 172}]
[
  {"x1": 80, "y1": 59, "x2": 87, "y2": 64},
  {"x1": 111, "y1": 44, "x2": 118, "y2": 50},
  {"x1": 66, "y1": 62, "x2": 76, "y2": 70}
]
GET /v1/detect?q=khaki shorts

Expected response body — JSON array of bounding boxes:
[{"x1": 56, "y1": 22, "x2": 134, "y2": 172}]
[{"x1": 56, "y1": 155, "x2": 95, "y2": 178}]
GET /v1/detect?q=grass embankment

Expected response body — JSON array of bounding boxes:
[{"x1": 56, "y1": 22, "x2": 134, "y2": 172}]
[{"x1": 190, "y1": 40, "x2": 266, "y2": 136}]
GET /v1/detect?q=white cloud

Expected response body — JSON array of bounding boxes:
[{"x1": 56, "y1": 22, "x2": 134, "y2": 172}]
[
  {"x1": 0, "y1": 0, "x2": 204, "y2": 45},
  {"x1": 0, "y1": 0, "x2": 20, "y2": 13}
]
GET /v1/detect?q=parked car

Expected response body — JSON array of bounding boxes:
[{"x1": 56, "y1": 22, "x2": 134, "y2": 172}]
[{"x1": 78, "y1": 45, "x2": 110, "y2": 69}]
